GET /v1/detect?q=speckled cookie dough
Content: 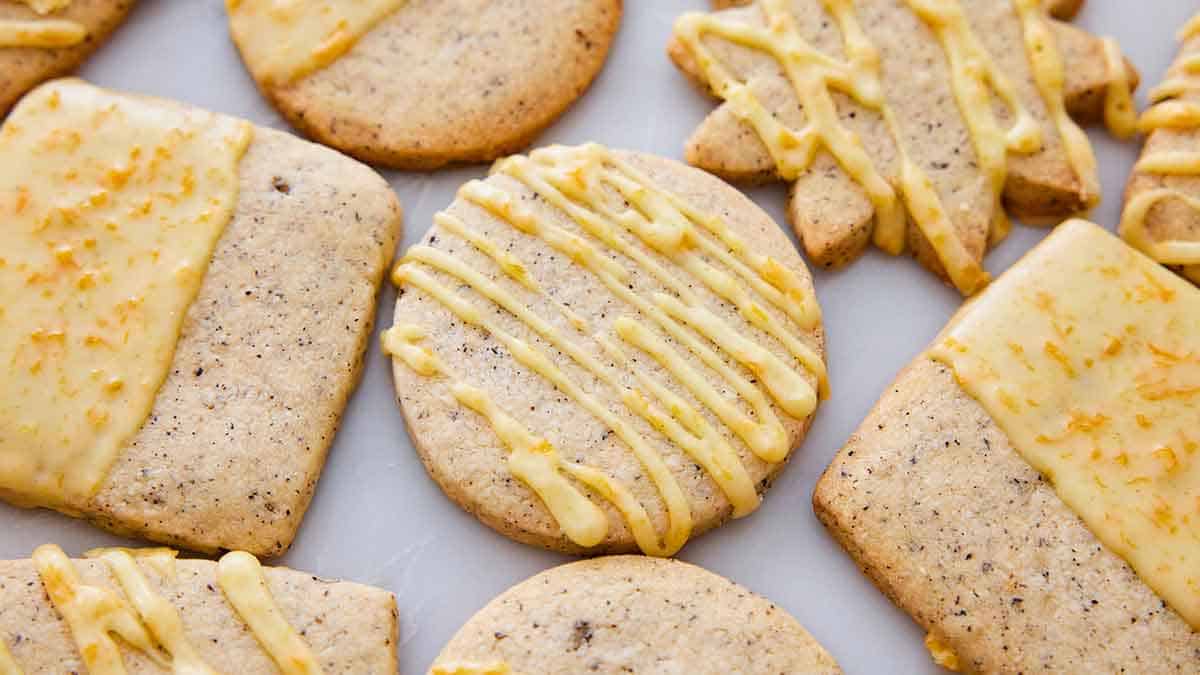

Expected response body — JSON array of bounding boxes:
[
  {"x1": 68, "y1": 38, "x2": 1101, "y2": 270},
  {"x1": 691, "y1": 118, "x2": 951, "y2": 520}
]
[
  {"x1": 0, "y1": 0, "x2": 134, "y2": 116},
  {"x1": 385, "y1": 145, "x2": 825, "y2": 556},
  {"x1": 666, "y1": 0, "x2": 1138, "y2": 291},
  {"x1": 0, "y1": 84, "x2": 403, "y2": 557},
  {"x1": 0, "y1": 547, "x2": 399, "y2": 673},
  {"x1": 431, "y1": 556, "x2": 840, "y2": 674},
  {"x1": 813, "y1": 224, "x2": 1200, "y2": 673},
  {"x1": 227, "y1": 0, "x2": 622, "y2": 170}
]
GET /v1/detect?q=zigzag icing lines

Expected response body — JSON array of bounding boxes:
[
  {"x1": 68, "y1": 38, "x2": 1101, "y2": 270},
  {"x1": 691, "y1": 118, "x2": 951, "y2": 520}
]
[
  {"x1": 673, "y1": 0, "x2": 1095, "y2": 294},
  {"x1": 385, "y1": 145, "x2": 825, "y2": 555},
  {"x1": 18, "y1": 544, "x2": 323, "y2": 675},
  {"x1": 1121, "y1": 13, "x2": 1200, "y2": 279}
]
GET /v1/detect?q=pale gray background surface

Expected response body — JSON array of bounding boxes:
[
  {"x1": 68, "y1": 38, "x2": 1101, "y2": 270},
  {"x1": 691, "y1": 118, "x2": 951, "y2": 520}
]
[{"x1": 1, "y1": 1, "x2": 1194, "y2": 673}]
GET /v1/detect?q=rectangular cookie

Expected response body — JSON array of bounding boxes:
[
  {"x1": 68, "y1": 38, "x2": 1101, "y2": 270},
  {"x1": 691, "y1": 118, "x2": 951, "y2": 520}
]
[
  {"x1": 0, "y1": 80, "x2": 403, "y2": 557},
  {"x1": 813, "y1": 221, "x2": 1200, "y2": 672},
  {"x1": 0, "y1": 545, "x2": 398, "y2": 673}
]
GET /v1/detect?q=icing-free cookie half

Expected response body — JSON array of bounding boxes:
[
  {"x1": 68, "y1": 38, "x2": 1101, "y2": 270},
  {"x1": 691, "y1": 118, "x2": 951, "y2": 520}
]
[
  {"x1": 1121, "y1": 13, "x2": 1200, "y2": 285},
  {"x1": 430, "y1": 556, "x2": 839, "y2": 674},
  {"x1": 384, "y1": 144, "x2": 826, "y2": 556},
  {"x1": 0, "y1": 544, "x2": 397, "y2": 673},
  {"x1": 0, "y1": 79, "x2": 402, "y2": 556},
  {"x1": 225, "y1": 0, "x2": 622, "y2": 170},
  {"x1": 814, "y1": 220, "x2": 1200, "y2": 672},
  {"x1": 667, "y1": 0, "x2": 1138, "y2": 294},
  {"x1": 0, "y1": 0, "x2": 134, "y2": 116}
]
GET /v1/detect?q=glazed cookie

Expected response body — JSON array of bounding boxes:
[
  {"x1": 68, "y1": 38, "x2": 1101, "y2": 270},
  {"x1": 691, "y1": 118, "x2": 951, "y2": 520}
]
[
  {"x1": 225, "y1": 0, "x2": 622, "y2": 170},
  {"x1": 1120, "y1": 14, "x2": 1200, "y2": 285},
  {"x1": 0, "y1": 79, "x2": 402, "y2": 557},
  {"x1": 0, "y1": 0, "x2": 134, "y2": 116},
  {"x1": 0, "y1": 544, "x2": 398, "y2": 673},
  {"x1": 430, "y1": 556, "x2": 840, "y2": 674},
  {"x1": 814, "y1": 220, "x2": 1200, "y2": 672},
  {"x1": 383, "y1": 143, "x2": 826, "y2": 556},
  {"x1": 667, "y1": 0, "x2": 1138, "y2": 294}
]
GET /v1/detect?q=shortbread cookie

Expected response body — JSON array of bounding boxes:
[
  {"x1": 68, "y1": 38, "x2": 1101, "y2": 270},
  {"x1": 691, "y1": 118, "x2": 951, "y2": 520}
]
[
  {"x1": 667, "y1": 0, "x2": 1138, "y2": 294},
  {"x1": 226, "y1": 0, "x2": 621, "y2": 170},
  {"x1": 383, "y1": 144, "x2": 826, "y2": 556},
  {"x1": 0, "y1": 544, "x2": 397, "y2": 673},
  {"x1": 1121, "y1": 14, "x2": 1200, "y2": 285},
  {"x1": 814, "y1": 220, "x2": 1200, "y2": 672},
  {"x1": 430, "y1": 556, "x2": 840, "y2": 674},
  {"x1": 0, "y1": 0, "x2": 134, "y2": 116},
  {"x1": 0, "y1": 79, "x2": 402, "y2": 557}
]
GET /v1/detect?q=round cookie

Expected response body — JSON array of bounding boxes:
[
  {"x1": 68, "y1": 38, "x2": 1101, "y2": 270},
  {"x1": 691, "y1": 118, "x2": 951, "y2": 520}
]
[
  {"x1": 430, "y1": 556, "x2": 842, "y2": 674},
  {"x1": 0, "y1": 0, "x2": 135, "y2": 116},
  {"x1": 227, "y1": 0, "x2": 622, "y2": 170},
  {"x1": 384, "y1": 144, "x2": 827, "y2": 555}
]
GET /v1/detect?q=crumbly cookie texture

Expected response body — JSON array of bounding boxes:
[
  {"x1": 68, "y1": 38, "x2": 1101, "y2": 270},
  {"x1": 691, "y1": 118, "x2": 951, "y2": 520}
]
[
  {"x1": 0, "y1": 85, "x2": 402, "y2": 557},
  {"x1": 432, "y1": 556, "x2": 841, "y2": 674},
  {"x1": 1121, "y1": 15, "x2": 1200, "y2": 284},
  {"x1": 388, "y1": 147, "x2": 824, "y2": 555},
  {"x1": 667, "y1": 0, "x2": 1137, "y2": 288},
  {"x1": 0, "y1": 0, "x2": 134, "y2": 116},
  {"x1": 0, "y1": 551, "x2": 398, "y2": 673},
  {"x1": 231, "y1": 0, "x2": 622, "y2": 170}
]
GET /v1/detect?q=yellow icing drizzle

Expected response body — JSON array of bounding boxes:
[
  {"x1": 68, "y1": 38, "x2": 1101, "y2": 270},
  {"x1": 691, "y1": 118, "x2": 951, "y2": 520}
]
[
  {"x1": 398, "y1": 245, "x2": 761, "y2": 515},
  {"x1": 930, "y1": 219, "x2": 1200, "y2": 630},
  {"x1": 382, "y1": 324, "x2": 612, "y2": 547},
  {"x1": 1120, "y1": 16, "x2": 1200, "y2": 280},
  {"x1": 432, "y1": 663, "x2": 514, "y2": 675},
  {"x1": 225, "y1": 0, "x2": 404, "y2": 86},
  {"x1": 86, "y1": 548, "x2": 218, "y2": 675},
  {"x1": 0, "y1": 0, "x2": 84, "y2": 48},
  {"x1": 0, "y1": 19, "x2": 85, "y2": 47},
  {"x1": 216, "y1": 551, "x2": 324, "y2": 675},
  {"x1": 0, "y1": 638, "x2": 21, "y2": 675},
  {"x1": 32, "y1": 544, "x2": 170, "y2": 675},
  {"x1": 0, "y1": 80, "x2": 251, "y2": 509},
  {"x1": 1101, "y1": 37, "x2": 1138, "y2": 140},
  {"x1": 903, "y1": 0, "x2": 1042, "y2": 246},
  {"x1": 16, "y1": 0, "x2": 72, "y2": 13},
  {"x1": 923, "y1": 633, "x2": 961, "y2": 672},
  {"x1": 387, "y1": 144, "x2": 825, "y2": 555},
  {"x1": 1012, "y1": 0, "x2": 1099, "y2": 208},
  {"x1": 392, "y1": 265, "x2": 693, "y2": 556},
  {"x1": 673, "y1": 0, "x2": 1068, "y2": 294}
]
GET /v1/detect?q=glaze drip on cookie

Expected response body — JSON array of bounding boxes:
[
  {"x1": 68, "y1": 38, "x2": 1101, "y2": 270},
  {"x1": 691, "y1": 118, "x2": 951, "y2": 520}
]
[
  {"x1": 384, "y1": 144, "x2": 825, "y2": 556},
  {"x1": 0, "y1": 80, "x2": 251, "y2": 509},
  {"x1": 225, "y1": 0, "x2": 405, "y2": 85},
  {"x1": 217, "y1": 552, "x2": 325, "y2": 675},
  {"x1": 0, "y1": 0, "x2": 85, "y2": 47},
  {"x1": 931, "y1": 220, "x2": 1200, "y2": 630},
  {"x1": 672, "y1": 0, "x2": 1108, "y2": 295},
  {"x1": 21, "y1": 545, "x2": 331, "y2": 674},
  {"x1": 1121, "y1": 13, "x2": 1200, "y2": 283}
]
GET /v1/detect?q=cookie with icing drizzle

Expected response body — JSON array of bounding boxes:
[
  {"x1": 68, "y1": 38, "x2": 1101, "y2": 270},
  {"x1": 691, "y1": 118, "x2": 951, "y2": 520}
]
[
  {"x1": 0, "y1": 0, "x2": 134, "y2": 116},
  {"x1": 225, "y1": 0, "x2": 621, "y2": 170},
  {"x1": 667, "y1": 0, "x2": 1138, "y2": 294},
  {"x1": 0, "y1": 544, "x2": 398, "y2": 673},
  {"x1": 383, "y1": 144, "x2": 826, "y2": 556},
  {"x1": 1121, "y1": 13, "x2": 1200, "y2": 285},
  {"x1": 430, "y1": 556, "x2": 840, "y2": 674}
]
